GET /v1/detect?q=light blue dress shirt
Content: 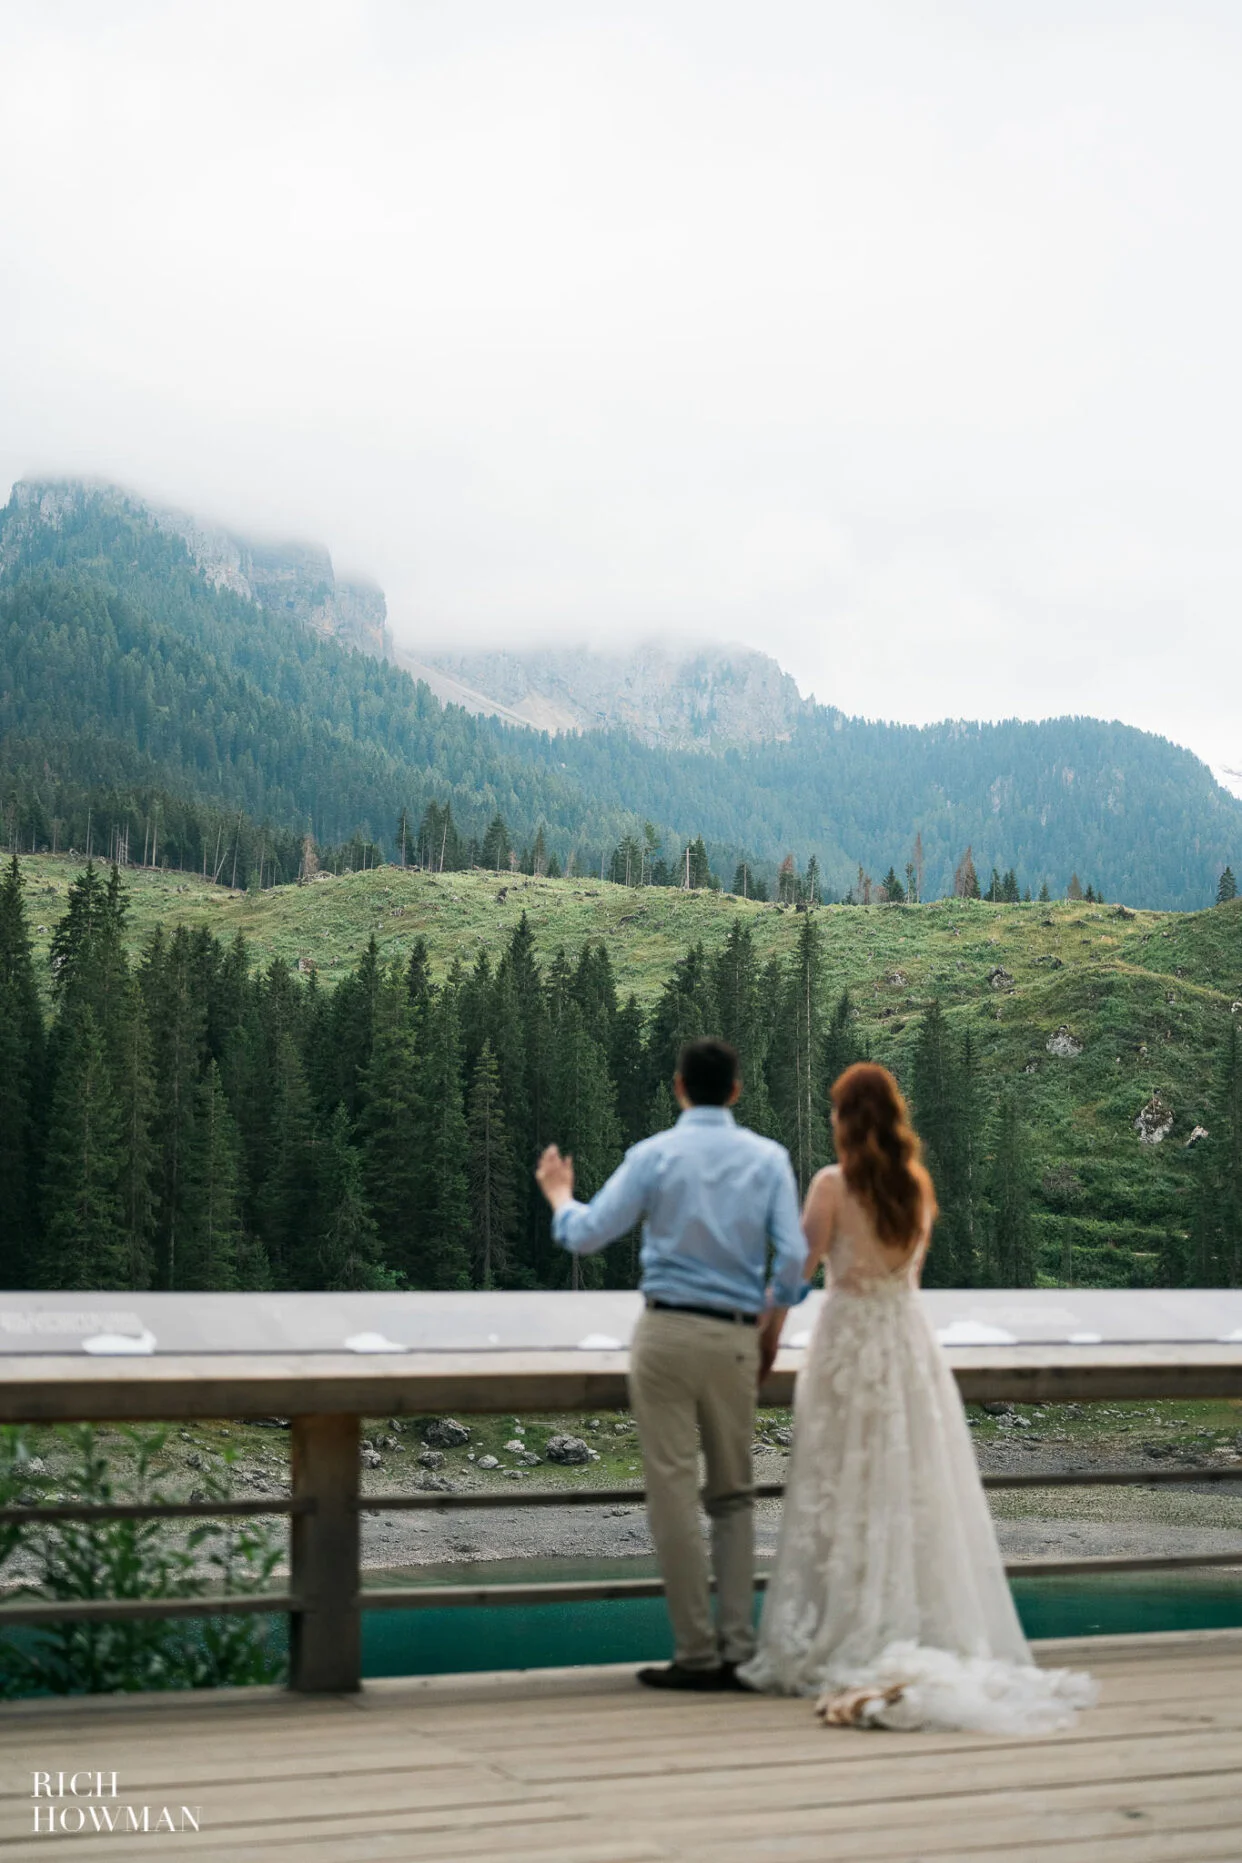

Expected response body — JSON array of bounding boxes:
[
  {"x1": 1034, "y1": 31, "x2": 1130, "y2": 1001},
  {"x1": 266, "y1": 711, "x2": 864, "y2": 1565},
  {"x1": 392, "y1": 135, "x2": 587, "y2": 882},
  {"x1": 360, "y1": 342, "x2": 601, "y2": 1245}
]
[{"x1": 551, "y1": 1107, "x2": 809, "y2": 1313}]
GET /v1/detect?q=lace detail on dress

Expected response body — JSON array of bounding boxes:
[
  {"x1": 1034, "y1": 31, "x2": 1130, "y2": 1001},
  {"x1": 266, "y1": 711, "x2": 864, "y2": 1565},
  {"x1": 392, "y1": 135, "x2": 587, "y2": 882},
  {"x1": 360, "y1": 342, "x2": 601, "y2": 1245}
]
[{"x1": 739, "y1": 1173, "x2": 1095, "y2": 1734}]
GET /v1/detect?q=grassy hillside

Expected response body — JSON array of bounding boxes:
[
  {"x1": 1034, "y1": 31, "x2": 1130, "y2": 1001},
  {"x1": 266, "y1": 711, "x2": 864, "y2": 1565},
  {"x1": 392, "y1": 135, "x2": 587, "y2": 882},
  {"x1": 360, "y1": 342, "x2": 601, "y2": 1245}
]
[
  {"x1": 4, "y1": 481, "x2": 1240, "y2": 907},
  {"x1": 20, "y1": 854, "x2": 1242, "y2": 1283}
]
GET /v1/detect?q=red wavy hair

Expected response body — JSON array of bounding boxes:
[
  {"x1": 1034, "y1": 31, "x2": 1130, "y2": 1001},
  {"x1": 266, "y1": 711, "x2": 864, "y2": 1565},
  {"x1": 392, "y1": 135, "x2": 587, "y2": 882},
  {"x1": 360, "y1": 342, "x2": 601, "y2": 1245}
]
[{"x1": 830, "y1": 1062, "x2": 935, "y2": 1250}]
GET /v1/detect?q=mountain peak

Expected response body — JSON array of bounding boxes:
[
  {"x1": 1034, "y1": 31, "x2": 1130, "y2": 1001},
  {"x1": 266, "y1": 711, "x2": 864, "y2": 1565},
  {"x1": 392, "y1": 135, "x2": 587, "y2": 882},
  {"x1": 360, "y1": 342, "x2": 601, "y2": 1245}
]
[
  {"x1": 4, "y1": 477, "x2": 390, "y2": 659},
  {"x1": 400, "y1": 640, "x2": 816, "y2": 749}
]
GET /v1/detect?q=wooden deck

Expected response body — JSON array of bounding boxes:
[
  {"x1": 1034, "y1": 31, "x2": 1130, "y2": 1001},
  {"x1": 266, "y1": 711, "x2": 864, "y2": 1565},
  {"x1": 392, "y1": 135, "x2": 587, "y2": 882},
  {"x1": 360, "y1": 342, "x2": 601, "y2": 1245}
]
[{"x1": 2, "y1": 1631, "x2": 1241, "y2": 1861}]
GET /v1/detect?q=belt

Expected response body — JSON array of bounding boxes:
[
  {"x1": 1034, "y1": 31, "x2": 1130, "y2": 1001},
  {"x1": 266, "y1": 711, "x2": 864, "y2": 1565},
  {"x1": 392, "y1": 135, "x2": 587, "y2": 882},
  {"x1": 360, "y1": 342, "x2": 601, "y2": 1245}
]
[{"x1": 646, "y1": 1298, "x2": 759, "y2": 1326}]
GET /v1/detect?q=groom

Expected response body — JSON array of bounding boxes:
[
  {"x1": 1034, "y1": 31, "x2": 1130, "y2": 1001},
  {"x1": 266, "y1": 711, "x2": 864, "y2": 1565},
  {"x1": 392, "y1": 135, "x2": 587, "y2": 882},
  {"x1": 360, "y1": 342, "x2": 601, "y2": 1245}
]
[{"x1": 536, "y1": 1037, "x2": 806, "y2": 1690}]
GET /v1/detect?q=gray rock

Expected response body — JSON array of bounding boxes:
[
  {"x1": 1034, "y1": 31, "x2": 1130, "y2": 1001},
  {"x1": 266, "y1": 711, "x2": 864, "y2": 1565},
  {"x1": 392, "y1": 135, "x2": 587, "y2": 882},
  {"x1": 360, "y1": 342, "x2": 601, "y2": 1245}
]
[
  {"x1": 477, "y1": 1455, "x2": 501, "y2": 1470},
  {"x1": 981, "y1": 1402, "x2": 1012, "y2": 1416},
  {"x1": 415, "y1": 1473, "x2": 454, "y2": 1492},
  {"x1": 769, "y1": 1428, "x2": 794, "y2": 1448},
  {"x1": 988, "y1": 967, "x2": 1015, "y2": 991},
  {"x1": 1047, "y1": 1026, "x2": 1083, "y2": 1058},
  {"x1": 1135, "y1": 1095, "x2": 1174, "y2": 1145},
  {"x1": 417, "y1": 1449, "x2": 446, "y2": 1470},
  {"x1": 503, "y1": 1439, "x2": 525, "y2": 1453},
  {"x1": 545, "y1": 1433, "x2": 593, "y2": 1465},
  {"x1": 184, "y1": 1451, "x2": 206, "y2": 1471},
  {"x1": 1185, "y1": 1125, "x2": 1210, "y2": 1149},
  {"x1": 422, "y1": 1417, "x2": 471, "y2": 1449},
  {"x1": 360, "y1": 1447, "x2": 382, "y2": 1469}
]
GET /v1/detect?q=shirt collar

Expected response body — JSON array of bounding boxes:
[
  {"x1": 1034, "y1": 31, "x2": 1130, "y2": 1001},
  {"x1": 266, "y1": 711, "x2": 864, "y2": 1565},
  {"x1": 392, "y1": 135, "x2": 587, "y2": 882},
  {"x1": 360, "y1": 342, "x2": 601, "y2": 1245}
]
[{"x1": 676, "y1": 1106, "x2": 736, "y2": 1127}]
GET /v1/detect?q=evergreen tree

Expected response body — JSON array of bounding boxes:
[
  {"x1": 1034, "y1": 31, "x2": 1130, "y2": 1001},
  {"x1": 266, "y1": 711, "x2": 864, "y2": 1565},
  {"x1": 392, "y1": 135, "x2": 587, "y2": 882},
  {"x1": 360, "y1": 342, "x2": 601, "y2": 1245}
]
[
  {"x1": 822, "y1": 990, "x2": 863, "y2": 1158},
  {"x1": 986, "y1": 1090, "x2": 1035, "y2": 1286},
  {"x1": 953, "y1": 847, "x2": 981, "y2": 899},
  {"x1": 0, "y1": 857, "x2": 44, "y2": 1281},
  {"x1": 480, "y1": 813, "x2": 511, "y2": 871},
  {"x1": 314, "y1": 936, "x2": 383, "y2": 1121},
  {"x1": 359, "y1": 974, "x2": 423, "y2": 1281},
  {"x1": 38, "y1": 1002, "x2": 126, "y2": 1288},
  {"x1": 711, "y1": 920, "x2": 775, "y2": 1135},
  {"x1": 770, "y1": 914, "x2": 827, "y2": 1192},
  {"x1": 245, "y1": 966, "x2": 314, "y2": 1287},
  {"x1": 612, "y1": 833, "x2": 642, "y2": 886},
  {"x1": 1038, "y1": 881, "x2": 1050, "y2": 903},
  {"x1": 1188, "y1": 1022, "x2": 1242, "y2": 1285},
  {"x1": 648, "y1": 943, "x2": 717, "y2": 1087},
  {"x1": 141, "y1": 927, "x2": 209, "y2": 1291},
  {"x1": 548, "y1": 1001, "x2": 622, "y2": 1287},
  {"x1": 413, "y1": 984, "x2": 472, "y2": 1288},
  {"x1": 179, "y1": 1061, "x2": 249, "y2": 1290},
  {"x1": 910, "y1": 999, "x2": 977, "y2": 1285},
  {"x1": 1067, "y1": 873, "x2": 1084, "y2": 901},
  {"x1": 1218, "y1": 866, "x2": 1238, "y2": 905},
  {"x1": 312, "y1": 1105, "x2": 389, "y2": 1291},
  {"x1": 109, "y1": 974, "x2": 157, "y2": 1290},
  {"x1": 611, "y1": 992, "x2": 650, "y2": 1149},
  {"x1": 881, "y1": 866, "x2": 905, "y2": 903},
  {"x1": 466, "y1": 1041, "x2": 517, "y2": 1288}
]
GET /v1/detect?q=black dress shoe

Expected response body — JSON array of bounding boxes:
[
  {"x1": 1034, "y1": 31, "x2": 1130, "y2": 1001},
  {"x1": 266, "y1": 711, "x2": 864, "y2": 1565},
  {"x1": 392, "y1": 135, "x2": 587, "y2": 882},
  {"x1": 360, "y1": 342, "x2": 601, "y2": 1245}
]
[
  {"x1": 636, "y1": 1662, "x2": 733, "y2": 1691},
  {"x1": 719, "y1": 1662, "x2": 758, "y2": 1691}
]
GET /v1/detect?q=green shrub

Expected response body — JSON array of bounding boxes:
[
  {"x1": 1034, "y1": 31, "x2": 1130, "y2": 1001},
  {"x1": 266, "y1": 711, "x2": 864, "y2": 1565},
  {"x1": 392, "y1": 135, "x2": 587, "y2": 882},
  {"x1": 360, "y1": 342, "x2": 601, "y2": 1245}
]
[{"x1": 0, "y1": 1426, "x2": 285, "y2": 1696}]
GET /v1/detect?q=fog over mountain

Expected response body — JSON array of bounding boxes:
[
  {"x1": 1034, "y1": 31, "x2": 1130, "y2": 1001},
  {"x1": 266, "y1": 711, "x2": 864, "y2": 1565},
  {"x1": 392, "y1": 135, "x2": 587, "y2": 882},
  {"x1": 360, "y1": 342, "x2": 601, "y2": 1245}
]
[
  {"x1": 3, "y1": 5, "x2": 1242, "y2": 783},
  {"x1": 3, "y1": 477, "x2": 1238, "y2": 911}
]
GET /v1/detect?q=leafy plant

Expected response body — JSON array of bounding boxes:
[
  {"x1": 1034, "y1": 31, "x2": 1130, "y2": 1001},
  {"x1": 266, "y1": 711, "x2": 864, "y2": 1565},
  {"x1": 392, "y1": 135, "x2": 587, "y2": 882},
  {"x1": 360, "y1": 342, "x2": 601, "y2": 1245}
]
[{"x1": 0, "y1": 1427, "x2": 284, "y2": 1696}]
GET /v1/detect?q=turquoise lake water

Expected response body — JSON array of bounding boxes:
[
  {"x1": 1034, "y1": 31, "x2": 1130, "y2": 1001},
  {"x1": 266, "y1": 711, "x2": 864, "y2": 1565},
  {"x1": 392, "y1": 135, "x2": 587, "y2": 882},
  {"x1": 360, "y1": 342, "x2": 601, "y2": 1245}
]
[
  {"x1": 5, "y1": 1563, "x2": 1239, "y2": 1695},
  {"x1": 358, "y1": 1558, "x2": 1242, "y2": 1678}
]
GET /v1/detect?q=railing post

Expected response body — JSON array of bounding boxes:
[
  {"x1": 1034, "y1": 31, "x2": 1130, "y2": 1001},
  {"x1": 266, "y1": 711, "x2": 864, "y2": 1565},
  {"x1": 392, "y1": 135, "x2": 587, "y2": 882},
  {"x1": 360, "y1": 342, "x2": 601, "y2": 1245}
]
[{"x1": 289, "y1": 1412, "x2": 361, "y2": 1692}]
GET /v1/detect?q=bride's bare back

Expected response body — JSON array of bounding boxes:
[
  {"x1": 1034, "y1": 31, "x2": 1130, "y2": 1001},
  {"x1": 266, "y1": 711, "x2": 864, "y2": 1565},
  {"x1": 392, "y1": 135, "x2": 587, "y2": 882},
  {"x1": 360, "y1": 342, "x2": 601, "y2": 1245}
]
[{"x1": 801, "y1": 1162, "x2": 933, "y2": 1294}]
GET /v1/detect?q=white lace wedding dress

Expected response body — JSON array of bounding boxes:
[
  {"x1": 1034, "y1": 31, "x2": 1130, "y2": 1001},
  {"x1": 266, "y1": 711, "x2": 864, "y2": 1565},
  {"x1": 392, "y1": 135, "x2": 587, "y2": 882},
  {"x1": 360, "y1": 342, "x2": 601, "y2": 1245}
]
[{"x1": 740, "y1": 1174, "x2": 1096, "y2": 1733}]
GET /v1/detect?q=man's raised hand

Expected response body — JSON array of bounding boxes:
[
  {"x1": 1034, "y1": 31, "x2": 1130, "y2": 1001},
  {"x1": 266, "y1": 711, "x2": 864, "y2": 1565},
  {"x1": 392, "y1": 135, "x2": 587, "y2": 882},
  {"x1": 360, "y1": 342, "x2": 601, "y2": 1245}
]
[{"x1": 536, "y1": 1144, "x2": 575, "y2": 1211}]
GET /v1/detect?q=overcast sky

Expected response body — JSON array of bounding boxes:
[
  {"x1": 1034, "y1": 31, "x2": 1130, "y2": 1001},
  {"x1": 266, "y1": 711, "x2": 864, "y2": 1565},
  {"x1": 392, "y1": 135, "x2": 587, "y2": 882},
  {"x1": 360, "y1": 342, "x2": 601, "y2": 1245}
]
[{"x1": 3, "y1": 1, "x2": 1241, "y2": 783}]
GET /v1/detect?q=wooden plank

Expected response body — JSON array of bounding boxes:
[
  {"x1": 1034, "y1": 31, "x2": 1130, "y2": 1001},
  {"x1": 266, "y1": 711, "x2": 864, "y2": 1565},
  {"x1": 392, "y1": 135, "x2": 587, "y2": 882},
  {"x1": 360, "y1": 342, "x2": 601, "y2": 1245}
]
[
  {"x1": 0, "y1": 1592, "x2": 296, "y2": 1625},
  {"x1": 1, "y1": 1828, "x2": 658, "y2": 1863},
  {"x1": 1, "y1": 1341, "x2": 1239, "y2": 1422},
  {"x1": 289, "y1": 1412, "x2": 360, "y2": 1693},
  {"x1": 676, "y1": 1827, "x2": 1242, "y2": 1863},
  {"x1": 519, "y1": 1728, "x2": 1242, "y2": 1802},
  {"x1": 652, "y1": 1777, "x2": 1242, "y2": 1855}
]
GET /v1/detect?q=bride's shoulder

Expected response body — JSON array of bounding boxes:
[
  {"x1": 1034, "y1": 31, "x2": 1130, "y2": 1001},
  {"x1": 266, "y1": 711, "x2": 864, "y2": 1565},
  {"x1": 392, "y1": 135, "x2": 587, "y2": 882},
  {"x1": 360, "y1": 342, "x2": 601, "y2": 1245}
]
[{"x1": 806, "y1": 1164, "x2": 844, "y2": 1206}]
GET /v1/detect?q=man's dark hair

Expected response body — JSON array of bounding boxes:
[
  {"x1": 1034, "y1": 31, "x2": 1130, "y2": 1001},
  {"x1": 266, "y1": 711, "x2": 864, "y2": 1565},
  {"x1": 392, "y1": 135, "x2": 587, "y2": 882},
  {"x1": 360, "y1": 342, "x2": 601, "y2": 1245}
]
[{"x1": 676, "y1": 1037, "x2": 739, "y2": 1107}]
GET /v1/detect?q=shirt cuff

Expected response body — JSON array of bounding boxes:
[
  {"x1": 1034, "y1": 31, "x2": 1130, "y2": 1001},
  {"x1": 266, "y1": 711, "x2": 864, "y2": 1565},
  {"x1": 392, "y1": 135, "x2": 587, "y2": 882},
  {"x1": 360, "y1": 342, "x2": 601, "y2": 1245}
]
[
  {"x1": 551, "y1": 1200, "x2": 588, "y2": 1247},
  {"x1": 769, "y1": 1276, "x2": 812, "y2": 1308}
]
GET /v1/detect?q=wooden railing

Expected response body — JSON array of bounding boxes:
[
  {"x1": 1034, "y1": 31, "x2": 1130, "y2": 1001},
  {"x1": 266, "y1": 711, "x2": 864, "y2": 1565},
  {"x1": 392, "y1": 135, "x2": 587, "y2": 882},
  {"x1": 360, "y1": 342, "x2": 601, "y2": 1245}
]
[{"x1": 1, "y1": 1340, "x2": 1241, "y2": 1692}]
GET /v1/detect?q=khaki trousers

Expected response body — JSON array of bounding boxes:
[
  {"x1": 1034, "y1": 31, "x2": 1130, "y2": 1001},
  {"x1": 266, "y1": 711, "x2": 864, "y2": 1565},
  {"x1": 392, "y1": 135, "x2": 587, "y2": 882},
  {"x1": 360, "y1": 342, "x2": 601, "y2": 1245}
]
[{"x1": 628, "y1": 1306, "x2": 759, "y2": 1670}]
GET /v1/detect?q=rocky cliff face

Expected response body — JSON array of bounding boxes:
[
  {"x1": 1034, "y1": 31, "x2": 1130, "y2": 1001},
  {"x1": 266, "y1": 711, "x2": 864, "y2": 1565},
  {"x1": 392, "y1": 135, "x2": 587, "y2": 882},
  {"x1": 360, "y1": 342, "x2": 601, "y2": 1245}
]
[
  {"x1": 413, "y1": 642, "x2": 815, "y2": 748},
  {"x1": 4, "y1": 479, "x2": 390, "y2": 659}
]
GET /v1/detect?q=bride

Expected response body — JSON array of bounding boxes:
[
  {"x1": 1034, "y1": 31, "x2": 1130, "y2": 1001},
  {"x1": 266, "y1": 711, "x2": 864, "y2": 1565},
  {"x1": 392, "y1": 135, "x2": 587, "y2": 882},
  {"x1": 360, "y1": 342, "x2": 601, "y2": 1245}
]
[{"x1": 740, "y1": 1062, "x2": 1095, "y2": 1734}]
